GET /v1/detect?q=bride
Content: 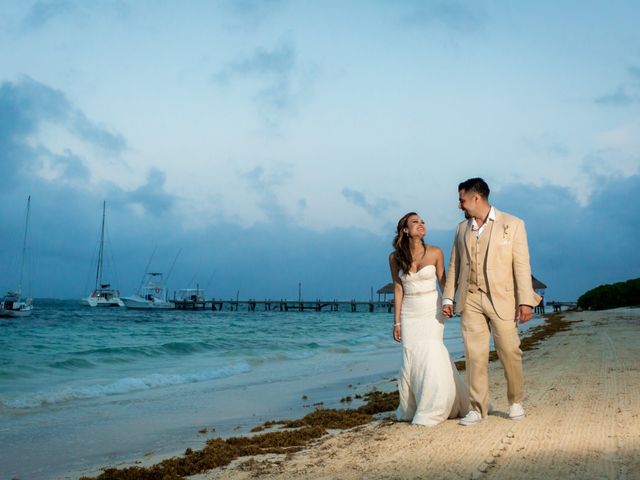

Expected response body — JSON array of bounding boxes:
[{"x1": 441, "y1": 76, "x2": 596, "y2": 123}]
[{"x1": 388, "y1": 212, "x2": 469, "y2": 426}]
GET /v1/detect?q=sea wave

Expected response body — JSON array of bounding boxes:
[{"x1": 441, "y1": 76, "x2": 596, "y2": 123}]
[
  {"x1": 245, "y1": 349, "x2": 318, "y2": 366},
  {"x1": 74, "y1": 340, "x2": 219, "y2": 360},
  {"x1": 49, "y1": 358, "x2": 96, "y2": 370},
  {"x1": 1, "y1": 361, "x2": 252, "y2": 409}
]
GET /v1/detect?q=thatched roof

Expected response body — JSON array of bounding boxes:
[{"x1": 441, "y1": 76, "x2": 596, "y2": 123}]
[
  {"x1": 376, "y1": 283, "x2": 394, "y2": 295},
  {"x1": 532, "y1": 275, "x2": 547, "y2": 290}
]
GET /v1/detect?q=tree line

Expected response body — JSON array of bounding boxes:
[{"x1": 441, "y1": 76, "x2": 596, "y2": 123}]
[{"x1": 577, "y1": 278, "x2": 640, "y2": 310}]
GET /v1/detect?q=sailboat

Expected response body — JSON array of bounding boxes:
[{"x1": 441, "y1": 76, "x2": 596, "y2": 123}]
[
  {"x1": 80, "y1": 201, "x2": 124, "y2": 307},
  {"x1": 0, "y1": 196, "x2": 34, "y2": 318}
]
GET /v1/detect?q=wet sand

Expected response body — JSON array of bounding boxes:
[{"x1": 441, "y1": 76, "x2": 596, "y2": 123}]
[{"x1": 198, "y1": 308, "x2": 640, "y2": 480}]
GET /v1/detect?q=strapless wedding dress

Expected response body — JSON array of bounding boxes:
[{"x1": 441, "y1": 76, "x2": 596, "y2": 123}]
[{"x1": 397, "y1": 265, "x2": 469, "y2": 426}]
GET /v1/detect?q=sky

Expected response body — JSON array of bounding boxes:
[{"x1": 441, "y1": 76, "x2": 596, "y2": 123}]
[{"x1": 0, "y1": 0, "x2": 639, "y2": 302}]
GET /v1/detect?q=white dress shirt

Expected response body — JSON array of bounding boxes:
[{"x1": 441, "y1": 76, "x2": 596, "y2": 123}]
[{"x1": 443, "y1": 207, "x2": 495, "y2": 306}]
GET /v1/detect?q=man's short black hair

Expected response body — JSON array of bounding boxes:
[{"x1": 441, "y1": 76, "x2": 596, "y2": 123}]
[{"x1": 458, "y1": 177, "x2": 490, "y2": 199}]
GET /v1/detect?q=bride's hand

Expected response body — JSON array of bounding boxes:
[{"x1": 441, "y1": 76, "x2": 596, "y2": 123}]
[{"x1": 393, "y1": 324, "x2": 401, "y2": 342}]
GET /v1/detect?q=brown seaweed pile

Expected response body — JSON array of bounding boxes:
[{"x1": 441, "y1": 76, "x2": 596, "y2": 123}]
[{"x1": 81, "y1": 313, "x2": 571, "y2": 480}]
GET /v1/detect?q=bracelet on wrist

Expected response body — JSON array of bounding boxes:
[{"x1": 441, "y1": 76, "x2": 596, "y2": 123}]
[{"x1": 394, "y1": 322, "x2": 401, "y2": 326}]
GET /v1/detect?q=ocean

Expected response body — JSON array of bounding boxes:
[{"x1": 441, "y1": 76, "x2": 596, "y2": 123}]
[{"x1": 0, "y1": 300, "x2": 545, "y2": 479}]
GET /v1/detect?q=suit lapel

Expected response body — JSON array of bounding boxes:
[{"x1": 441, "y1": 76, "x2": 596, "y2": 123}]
[
  {"x1": 487, "y1": 208, "x2": 502, "y2": 265},
  {"x1": 463, "y1": 218, "x2": 473, "y2": 263}
]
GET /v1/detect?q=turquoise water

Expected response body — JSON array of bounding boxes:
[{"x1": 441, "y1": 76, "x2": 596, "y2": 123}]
[
  {"x1": 0, "y1": 301, "x2": 401, "y2": 409},
  {"x1": 0, "y1": 300, "x2": 543, "y2": 479}
]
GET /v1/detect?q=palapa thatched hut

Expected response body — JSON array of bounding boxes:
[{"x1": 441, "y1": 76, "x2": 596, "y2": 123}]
[
  {"x1": 376, "y1": 283, "x2": 394, "y2": 301},
  {"x1": 531, "y1": 275, "x2": 547, "y2": 295}
]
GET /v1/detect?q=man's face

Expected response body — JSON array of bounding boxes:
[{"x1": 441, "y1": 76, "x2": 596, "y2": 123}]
[{"x1": 458, "y1": 189, "x2": 477, "y2": 218}]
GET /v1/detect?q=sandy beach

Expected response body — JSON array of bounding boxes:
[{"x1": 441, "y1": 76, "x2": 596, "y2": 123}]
[{"x1": 195, "y1": 308, "x2": 639, "y2": 480}]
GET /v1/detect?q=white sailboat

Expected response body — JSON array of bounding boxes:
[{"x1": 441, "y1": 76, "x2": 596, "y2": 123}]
[
  {"x1": 121, "y1": 272, "x2": 174, "y2": 310},
  {"x1": 80, "y1": 201, "x2": 124, "y2": 307},
  {"x1": 0, "y1": 196, "x2": 34, "y2": 318}
]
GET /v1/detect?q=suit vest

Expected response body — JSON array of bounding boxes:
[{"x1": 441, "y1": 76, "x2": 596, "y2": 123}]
[{"x1": 467, "y1": 220, "x2": 493, "y2": 294}]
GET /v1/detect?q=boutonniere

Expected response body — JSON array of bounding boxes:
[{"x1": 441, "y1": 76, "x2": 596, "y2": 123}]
[{"x1": 503, "y1": 224, "x2": 510, "y2": 240}]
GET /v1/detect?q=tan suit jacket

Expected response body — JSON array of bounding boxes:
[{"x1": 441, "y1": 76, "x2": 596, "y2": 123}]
[{"x1": 443, "y1": 208, "x2": 541, "y2": 320}]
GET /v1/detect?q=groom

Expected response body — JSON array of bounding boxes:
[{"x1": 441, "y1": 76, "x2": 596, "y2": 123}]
[{"x1": 442, "y1": 178, "x2": 541, "y2": 426}]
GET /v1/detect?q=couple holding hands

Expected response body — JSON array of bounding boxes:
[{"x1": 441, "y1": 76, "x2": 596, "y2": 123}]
[{"x1": 389, "y1": 177, "x2": 541, "y2": 427}]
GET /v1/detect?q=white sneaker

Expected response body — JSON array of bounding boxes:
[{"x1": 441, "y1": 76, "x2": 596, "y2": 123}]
[
  {"x1": 509, "y1": 403, "x2": 526, "y2": 420},
  {"x1": 458, "y1": 410, "x2": 485, "y2": 426}
]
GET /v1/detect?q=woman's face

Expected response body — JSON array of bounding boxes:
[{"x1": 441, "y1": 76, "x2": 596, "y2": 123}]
[{"x1": 404, "y1": 214, "x2": 426, "y2": 239}]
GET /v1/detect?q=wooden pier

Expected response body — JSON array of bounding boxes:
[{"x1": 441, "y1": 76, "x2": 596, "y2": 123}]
[
  {"x1": 172, "y1": 298, "x2": 575, "y2": 315},
  {"x1": 172, "y1": 298, "x2": 394, "y2": 313},
  {"x1": 546, "y1": 301, "x2": 577, "y2": 313}
]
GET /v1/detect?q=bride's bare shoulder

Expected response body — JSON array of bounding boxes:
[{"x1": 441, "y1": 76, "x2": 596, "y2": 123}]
[{"x1": 426, "y1": 244, "x2": 444, "y2": 255}]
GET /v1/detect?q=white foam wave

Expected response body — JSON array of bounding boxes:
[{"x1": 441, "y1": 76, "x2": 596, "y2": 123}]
[{"x1": 2, "y1": 361, "x2": 252, "y2": 409}]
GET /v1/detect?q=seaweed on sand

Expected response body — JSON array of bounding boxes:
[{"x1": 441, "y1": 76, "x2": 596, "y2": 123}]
[
  {"x1": 81, "y1": 426, "x2": 326, "y2": 480},
  {"x1": 82, "y1": 314, "x2": 571, "y2": 480}
]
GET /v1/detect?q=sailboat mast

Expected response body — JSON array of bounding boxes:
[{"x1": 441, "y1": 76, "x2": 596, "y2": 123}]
[
  {"x1": 95, "y1": 201, "x2": 106, "y2": 290},
  {"x1": 18, "y1": 196, "x2": 31, "y2": 295}
]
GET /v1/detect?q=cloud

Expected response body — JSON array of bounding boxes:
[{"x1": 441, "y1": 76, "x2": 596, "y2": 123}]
[
  {"x1": 342, "y1": 188, "x2": 395, "y2": 217},
  {"x1": 217, "y1": 44, "x2": 295, "y2": 81},
  {"x1": 594, "y1": 86, "x2": 637, "y2": 106},
  {"x1": 0, "y1": 77, "x2": 76, "y2": 185},
  {"x1": 595, "y1": 66, "x2": 640, "y2": 107},
  {"x1": 126, "y1": 168, "x2": 176, "y2": 216},
  {"x1": 525, "y1": 134, "x2": 570, "y2": 158},
  {"x1": 396, "y1": 0, "x2": 486, "y2": 33},
  {"x1": 0, "y1": 77, "x2": 126, "y2": 157},
  {"x1": 214, "y1": 41, "x2": 316, "y2": 129},
  {"x1": 70, "y1": 110, "x2": 127, "y2": 154},
  {"x1": 240, "y1": 164, "x2": 292, "y2": 222},
  {"x1": 0, "y1": 76, "x2": 178, "y2": 297},
  {"x1": 216, "y1": 42, "x2": 297, "y2": 111},
  {"x1": 48, "y1": 148, "x2": 91, "y2": 181},
  {"x1": 492, "y1": 174, "x2": 640, "y2": 301},
  {"x1": 0, "y1": 168, "x2": 636, "y2": 303},
  {"x1": 21, "y1": 0, "x2": 77, "y2": 31},
  {"x1": 0, "y1": 76, "x2": 68, "y2": 139},
  {"x1": 221, "y1": 0, "x2": 286, "y2": 27}
]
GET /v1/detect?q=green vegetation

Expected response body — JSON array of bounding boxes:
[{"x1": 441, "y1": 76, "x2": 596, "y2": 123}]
[{"x1": 577, "y1": 278, "x2": 640, "y2": 311}]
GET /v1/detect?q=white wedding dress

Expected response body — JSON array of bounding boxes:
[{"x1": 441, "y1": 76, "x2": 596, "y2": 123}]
[{"x1": 397, "y1": 265, "x2": 469, "y2": 426}]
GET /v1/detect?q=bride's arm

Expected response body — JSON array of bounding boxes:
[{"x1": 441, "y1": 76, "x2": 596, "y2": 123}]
[
  {"x1": 435, "y1": 247, "x2": 446, "y2": 292},
  {"x1": 388, "y1": 253, "x2": 403, "y2": 342}
]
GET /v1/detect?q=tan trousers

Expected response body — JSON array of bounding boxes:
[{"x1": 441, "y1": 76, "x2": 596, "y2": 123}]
[{"x1": 461, "y1": 290, "x2": 524, "y2": 417}]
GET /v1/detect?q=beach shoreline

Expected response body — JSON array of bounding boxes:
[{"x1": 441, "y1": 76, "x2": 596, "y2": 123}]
[
  {"x1": 3, "y1": 304, "x2": 555, "y2": 480},
  {"x1": 75, "y1": 310, "x2": 594, "y2": 480},
  {"x1": 194, "y1": 307, "x2": 639, "y2": 480}
]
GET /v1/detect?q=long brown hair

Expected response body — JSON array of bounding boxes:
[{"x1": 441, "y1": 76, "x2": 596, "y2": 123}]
[{"x1": 392, "y1": 212, "x2": 425, "y2": 274}]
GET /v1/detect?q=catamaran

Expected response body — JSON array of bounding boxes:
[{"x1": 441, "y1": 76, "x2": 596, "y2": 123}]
[
  {"x1": 0, "y1": 196, "x2": 34, "y2": 318},
  {"x1": 80, "y1": 201, "x2": 124, "y2": 307}
]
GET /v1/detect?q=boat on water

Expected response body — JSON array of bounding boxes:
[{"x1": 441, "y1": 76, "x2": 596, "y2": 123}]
[
  {"x1": 121, "y1": 272, "x2": 174, "y2": 310},
  {"x1": 0, "y1": 291, "x2": 33, "y2": 318},
  {"x1": 172, "y1": 287, "x2": 206, "y2": 309},
  {"x1": 175, "y1": 288, "x2": 206, "y2": 303},
  {"x1": 80, "y1": 201, "x2": 124, "y2": 307},
  {"x1": 0, "y1": 196, "x2": 34, "y2": 318}
]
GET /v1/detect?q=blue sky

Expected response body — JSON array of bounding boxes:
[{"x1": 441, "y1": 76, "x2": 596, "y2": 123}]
[{"x1": 0, "y1": 0, "x2": 638, "y2": 302}]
